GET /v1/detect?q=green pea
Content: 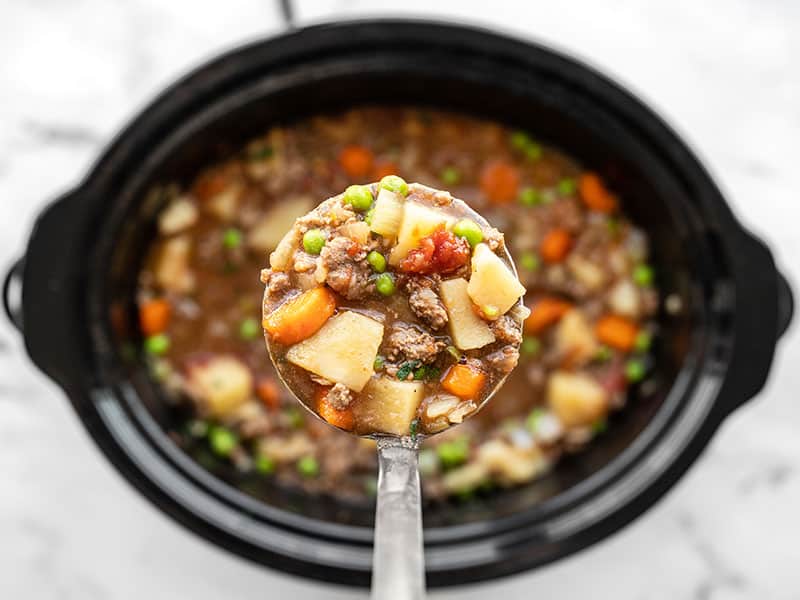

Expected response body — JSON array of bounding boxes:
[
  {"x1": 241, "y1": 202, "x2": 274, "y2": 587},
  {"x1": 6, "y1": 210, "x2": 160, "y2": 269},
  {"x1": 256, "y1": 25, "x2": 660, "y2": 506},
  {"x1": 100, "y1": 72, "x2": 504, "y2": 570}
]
[
  {"x1": 452, "y1": 218, "x2": 483, "y2": 247},
  {"x1": 633, "y1": 264, "x2": 654, "y2": 287},
  {"x1": 510, "y1": 130, "x2": 530, "y2": 150},
  {"x1": 144, "y1": 334, "x2": 170, "y2": 356},
  {"x1": 297, "y1": 456, "x2": 319, "y2": 477},
  {"x1": 519, "y1": 187, "x2": 542, "y2": 207},
  {"x1": 343, "y1": 184, "x2": 374, "y2": 211},
  {"x1": 525, "y1": 408, "x2": 546, "y2": 434},
  {"x1": 440, "y1": 166, "x2": 461, "y2": 186},
  {"x1": 284, "y1": 406, "x2": 304, "y2": 429},
  {"x1": 255, "y1": 455, "x2": 276, "y2": 475},
  {"x1": 634, "y1": 330, "x2": 652, "y2": 353},
  {"x1": 222, "y1": 228, "x2": 243, "y2": 249},
  {"x1": 520, "y1": 252, "x2": 540, "y2": 272},
  {"x1": 380, "y1": 175, "x2": 408, "y2": 196},
  {"x1": 625, "y1": 359, "x2": 647, "y2": 383},
  {"x1": 364, "y1": 207, "x2": 375, "y2": 226},
  {"x1": 373, "y1": 355, "x2": 385, "y2": 371},
  {"x1": 595, "y1": 345, "x2": 613, "y2": 362},
  {"x1": 524, "y1": 142, "x2": 542, "y2": 161},
  {"x1": 238, "y1": 317, "x2": 260, "y2": 341},
  {"x1": 375, "y1": 273, "x2": 396, "y2": 296},
  {"x1": 364, "y1": 477, "x2": 378, "y2": 497},
  {"x1": 436, "y1": 438, "x2": 469, "y2": 469},
  {"x1": 209, "y1": 426, "x2": 237, "y2": 457},
  {"x1": 302, "y1": 228, "x2": 326, "y2": 255},
  {"x1": 557, "y1": 178, "x2": 577, "y2": 196},
  {"x1": 521, "y1": 337, "x2": 541, "y2": 356},
  {"x1": 367, "y1": 250, "x2": 387, "y2": 273}
]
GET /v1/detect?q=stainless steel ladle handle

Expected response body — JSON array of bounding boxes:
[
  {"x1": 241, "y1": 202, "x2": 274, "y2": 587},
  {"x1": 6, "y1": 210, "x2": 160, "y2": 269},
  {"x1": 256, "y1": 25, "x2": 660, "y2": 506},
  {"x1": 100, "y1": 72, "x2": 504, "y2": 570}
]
[{"x1": 371, "y1": 437, "x2": 425, "y2": 600}]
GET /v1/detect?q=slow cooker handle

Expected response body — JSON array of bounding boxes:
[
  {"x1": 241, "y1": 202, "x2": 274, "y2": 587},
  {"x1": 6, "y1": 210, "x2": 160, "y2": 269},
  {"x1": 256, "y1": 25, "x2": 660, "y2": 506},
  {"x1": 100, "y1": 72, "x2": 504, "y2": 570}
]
[
  {"x1": 720, "y1": 229, "x2": 793, "y2": 416},
  {"x1": 3, "y1": 257, "x2": 24, "y2": 332}
]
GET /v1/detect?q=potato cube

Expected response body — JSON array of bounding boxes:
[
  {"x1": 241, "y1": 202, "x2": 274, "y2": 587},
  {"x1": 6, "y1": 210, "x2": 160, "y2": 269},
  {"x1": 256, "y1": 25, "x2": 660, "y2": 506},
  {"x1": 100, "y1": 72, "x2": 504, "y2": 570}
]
[
  {"x1": 389, "y1": 201, "x2": 453, "y2": 265},
  {"x1": 467, "y1": 243, "x2": 526, "y2": 317},
  {"x1": 555, "y1": 309, "x2": 598, "y2": 367},
  {"x1": 248, "y1": 196, "x2": 313, "y2": 254},
  {"x1": 439, "y1": 278, "x2": 495, "y2": 350},
  {"x1": 185, "y1": 355, "x2": 253, "y2": 418},
  {"x1": 546, "y1": 371, "x2": 608, "y2": 427},
  {"x1": 353, "y1": 377, "x2": 425, "y2": 436},
  {"x1": 286, "y1": 311, "x2": 384, "y2": 392}
]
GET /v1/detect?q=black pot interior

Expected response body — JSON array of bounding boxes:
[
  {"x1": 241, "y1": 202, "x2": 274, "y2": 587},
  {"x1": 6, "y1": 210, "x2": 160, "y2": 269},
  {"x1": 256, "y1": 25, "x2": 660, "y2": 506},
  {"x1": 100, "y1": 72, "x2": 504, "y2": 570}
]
[{"x1": 99, "y1": 58, "x2": 698, "y2": 531}]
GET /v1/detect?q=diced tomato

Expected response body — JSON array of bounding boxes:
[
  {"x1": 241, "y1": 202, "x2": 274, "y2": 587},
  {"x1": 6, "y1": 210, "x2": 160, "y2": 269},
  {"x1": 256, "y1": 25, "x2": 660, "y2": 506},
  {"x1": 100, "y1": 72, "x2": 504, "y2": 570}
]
[{"x1": 399, "y1": 226, "x2": 470, "y2": 275}]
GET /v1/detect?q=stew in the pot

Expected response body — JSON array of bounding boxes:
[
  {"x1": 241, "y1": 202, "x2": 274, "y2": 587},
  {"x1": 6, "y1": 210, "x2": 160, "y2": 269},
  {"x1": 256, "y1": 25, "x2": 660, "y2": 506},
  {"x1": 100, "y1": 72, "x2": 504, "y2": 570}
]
[
  {"x1": 260, "y1": 178, "x2": 526, "y2": 437},
  {"x1": 136, "y1": 107, "x2": 659, "y2": 502}
]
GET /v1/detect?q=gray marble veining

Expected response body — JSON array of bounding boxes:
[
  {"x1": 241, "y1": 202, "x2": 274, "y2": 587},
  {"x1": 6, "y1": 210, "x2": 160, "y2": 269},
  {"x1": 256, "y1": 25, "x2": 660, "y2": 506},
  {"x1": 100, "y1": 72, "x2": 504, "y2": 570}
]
[{"x1": 1, "y1": 1, "x2": 798, "y2": 598}]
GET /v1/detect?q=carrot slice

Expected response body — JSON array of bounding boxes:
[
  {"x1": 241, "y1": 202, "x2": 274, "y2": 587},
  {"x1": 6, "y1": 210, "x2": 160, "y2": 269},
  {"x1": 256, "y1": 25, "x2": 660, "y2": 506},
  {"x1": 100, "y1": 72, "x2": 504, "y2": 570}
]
[
  {"x1": 479, "y1": 160, "x2": 520, "y2": 204},
  {"x1": 256, "y1": 376, "x2": 281, "y2": 410},
  {"x1": 316, "y1": 387, "x2": 354, "y2": 431},
  {"x1": 263, "y1": 287, "x2": 336, "y2": 345},
  {"x1": 441, "y1": 364, "x2": 486, "y2": 400},
  {"x1": 372, "y1": 161, "x2": 399, "y2": 181},
  {"x1": 338, "y1": 145, "x2": 374, "y2": 179},
  {"x1": 540, "y1": 228, "x2": 573, "y2": 263},
  {"x1": 595, "y1": 314, "x2": 639, "y2": 351},
  {"x1": 524, "y1": 297, "x2": 573, "y2": 334},
  {"x1": 139, "y1": 298, "x2": 171, "y2": 336},
  {"x1": 579, "y1": 172, "x2": 618, "y2": 214}
]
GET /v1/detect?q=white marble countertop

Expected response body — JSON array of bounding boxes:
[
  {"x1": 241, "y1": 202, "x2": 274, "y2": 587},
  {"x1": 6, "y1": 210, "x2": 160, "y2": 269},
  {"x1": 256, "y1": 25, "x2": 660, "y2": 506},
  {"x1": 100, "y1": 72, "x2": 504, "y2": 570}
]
[{"x1": 1, "y1": 1, "x2": 799, "y2": 598}]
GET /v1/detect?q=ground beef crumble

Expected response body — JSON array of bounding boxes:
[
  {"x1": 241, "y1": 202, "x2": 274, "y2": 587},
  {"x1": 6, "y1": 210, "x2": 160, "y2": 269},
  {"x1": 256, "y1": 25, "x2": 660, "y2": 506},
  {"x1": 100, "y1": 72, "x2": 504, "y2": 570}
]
[
  {"x1": 320, "y1": 236, "x2": 373, "y2": 300},
  {"x1": 490, "y1": 315, "x2": 523, "y2": 345},
  {"x1": 404, "y1": 276, "x2": 448, "y2": 331},
  {"x1": 384, "y1": 322, "x2": 446, "y2": 364},
  {"x1": 327, "y1": 383, "x2": 353, "y2": 410}
]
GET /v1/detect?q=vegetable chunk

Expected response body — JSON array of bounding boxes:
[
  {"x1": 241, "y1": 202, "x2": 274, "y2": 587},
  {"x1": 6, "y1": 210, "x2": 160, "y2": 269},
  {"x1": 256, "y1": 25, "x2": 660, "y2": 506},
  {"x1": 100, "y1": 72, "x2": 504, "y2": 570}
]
[
  {"x1": 186, "y1": 355, "x2": 254, "y2": 418},
  {"x1": 263, "y1": 287, "x2": 336, "y2": 345},
  {"x1": 286, "y1": 311, "x2": 384, "y2": 391},
  {"x1": 547, "y1": 371, "x2": 608, "y2": 427},
  {"x1": 440, "y1": 278, "x2": 495, "y2": 350},
  {"x1": 467, "y1": 243, "x2": 526, "y2": 317},
  {"x1": 353, "y1": 377, "x2": 425, "y2": 435},
  {"x1": 389, "y1": 201, "x2": 453, "y2": 265}
]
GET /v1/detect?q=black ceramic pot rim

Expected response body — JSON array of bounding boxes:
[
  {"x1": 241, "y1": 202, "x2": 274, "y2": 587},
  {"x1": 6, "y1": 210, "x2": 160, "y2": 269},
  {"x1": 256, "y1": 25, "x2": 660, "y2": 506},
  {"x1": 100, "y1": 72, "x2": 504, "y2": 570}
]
[{"x1": 14, "y1": 19, "x2": 792, "y2": 587}]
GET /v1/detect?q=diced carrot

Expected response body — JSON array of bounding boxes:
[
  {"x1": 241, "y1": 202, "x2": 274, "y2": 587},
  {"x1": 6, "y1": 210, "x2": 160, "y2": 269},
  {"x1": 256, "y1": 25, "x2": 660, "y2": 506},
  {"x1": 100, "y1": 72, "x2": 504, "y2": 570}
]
[
  {"x1": 441, "y1": 364, "x2": 486, "y2": 400},
  {"x1": 263, "y1": 287, "x2": 336, "y2": 345},
  {"x1": 339, "y1": 145, "x2": 374, "y2": 179},
  {"x1": 540, "y1": 228, "x2": 573, "y2": 263},
  {"x1": 595, "y1": 314, "x2": 639, "y2": 351},
  {"x1": 579, "y1": 172, "x2": 618, "y2": 214},
  {"x1": 256, "y1": 376, "x2": 281, "y2": 410},
  {"x1": 316, "y1": 387, "x2": 354, "y2": 431},
  {"x1": 524, "y1": 297, "x2": 573, "y2": 334},
  {"x1": 373, "y1": 161, "x2": 399, "y2": 181},
  {"x1": 139, "y1": 298, "x2": 171, "y2": 336},
  {"x1": 192, "y1": 170, "x2": 228, "y2": 202},
  {"x1": 479, "y1": 160, "x2": 520, "y2": 204}
]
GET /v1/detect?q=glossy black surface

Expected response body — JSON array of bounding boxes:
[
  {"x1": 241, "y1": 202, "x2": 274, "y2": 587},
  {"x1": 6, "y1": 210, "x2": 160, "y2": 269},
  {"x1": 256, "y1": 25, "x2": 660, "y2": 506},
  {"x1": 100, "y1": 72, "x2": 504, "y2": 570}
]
[{"x1": 10, "y1": 20, "x2": 792, "y2": 587}]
